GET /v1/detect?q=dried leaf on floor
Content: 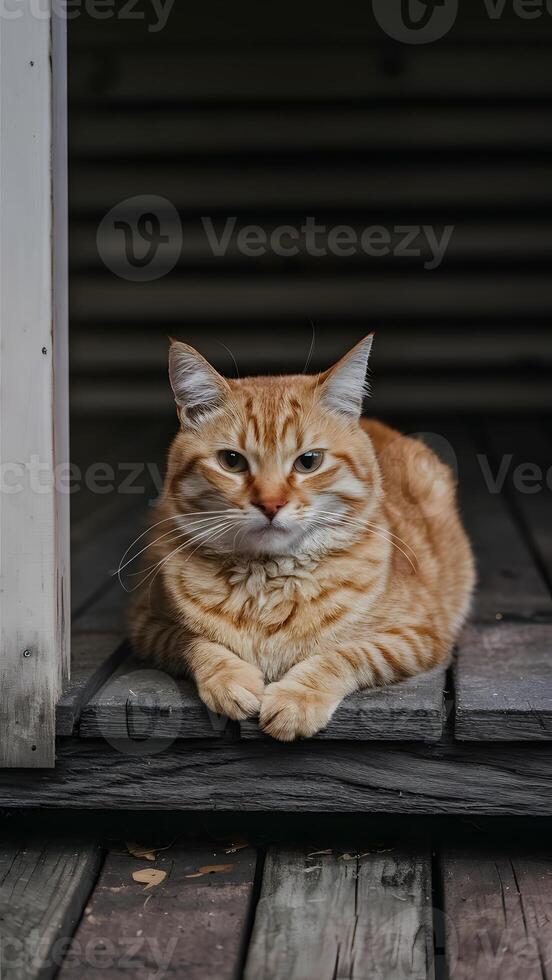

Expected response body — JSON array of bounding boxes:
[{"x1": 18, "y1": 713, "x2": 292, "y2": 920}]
[
  {"x1": 185, "y1": 863, "x2": 234, "y2": 878},
  {"x1": 126, "y1": 841, "x2": 157, "y2": 861},
  {"x1": 225, "y1": 840, "x2": 248, "y2": 854},
  {"x1": 303, "y1": 865, "x2": 322, "y2": 873},
  {"x1": 307, "y1": 849, "x2": 332, "y2": 859},
  {"x1": 132, "y1": 868, "x2": 167, "y2": 890}
]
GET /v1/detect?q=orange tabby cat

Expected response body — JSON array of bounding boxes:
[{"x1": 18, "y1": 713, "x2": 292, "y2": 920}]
[{"x1": 129, "y1": 335, "x2": 475, "y2": 740}]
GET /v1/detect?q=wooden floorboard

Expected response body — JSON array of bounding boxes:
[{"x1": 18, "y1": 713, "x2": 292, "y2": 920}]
[
  {"x1": 244, "y1": 844, "x2": 434, "y2": 980},
  {"x1": 0, "y1": 836, "x2": 102, "y2": 980},
  {"x1": 58, "y1": 842, "x2": 257, "y2": 980},
  {"x1": 2, "y1": 738, "x2": 552, "y2": 813},
  {"x1": 78, "y1": 653, "x2": 225, "y2": 740},
  {"x1": 56, "y1": 633, "x2": 126, "y2": 735},
  {"x1": 435, "y1": 424, "x2": 552, "y2": 740},
  {"x1": 241, "y1": 666, "x2": 445, "y2": 742},
  {"x1": 455, "y1": 623, "x2": 552, "y2": 740},
  {"x1": 442, "y1": 847, "x2": 552, "y2": 980}
]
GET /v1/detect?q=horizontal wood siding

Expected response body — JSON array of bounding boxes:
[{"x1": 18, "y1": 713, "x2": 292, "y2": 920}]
[{"x1": 67, "y1": 7, "x2": 552, "y2": 414}]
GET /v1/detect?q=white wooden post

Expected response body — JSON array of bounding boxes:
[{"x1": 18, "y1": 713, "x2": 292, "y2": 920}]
[{"x1": 0, "y1": 1, "x2": 69, "y2": 766}]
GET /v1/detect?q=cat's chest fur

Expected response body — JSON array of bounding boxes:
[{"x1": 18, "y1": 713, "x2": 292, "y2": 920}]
[{"x1": 227, "y1": 556, "x2": 320, "y2": 618}]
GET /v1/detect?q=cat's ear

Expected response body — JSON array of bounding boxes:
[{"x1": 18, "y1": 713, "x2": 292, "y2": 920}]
[
  {"x1": 168, "y1": 340, "x2": 229, "y2": 425},
  {"x1": 320, "y1": 333, "x2": 374, "y2": 418}
]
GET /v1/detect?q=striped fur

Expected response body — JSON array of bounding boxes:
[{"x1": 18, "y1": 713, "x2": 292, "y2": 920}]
[{"x1": 129, "y1": 337, "x2": 475, "y2": 740}]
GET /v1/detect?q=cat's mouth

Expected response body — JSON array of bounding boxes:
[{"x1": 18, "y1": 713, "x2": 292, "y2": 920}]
[{"x1": 255, "y1": 522, "x2": 289, "y2": 535}]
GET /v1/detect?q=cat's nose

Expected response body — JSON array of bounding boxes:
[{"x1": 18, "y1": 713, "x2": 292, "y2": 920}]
[{"x1": 254, "y1": 499, "x2": 287, "y2": 520}]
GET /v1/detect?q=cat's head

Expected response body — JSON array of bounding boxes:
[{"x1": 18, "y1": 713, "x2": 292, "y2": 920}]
[{"x1": 165, "y1": 335, "x2": 381, "y2": 557}]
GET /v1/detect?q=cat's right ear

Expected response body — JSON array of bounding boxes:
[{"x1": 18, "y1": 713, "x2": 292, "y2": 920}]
[{"x1": 168, "y1": 341, "x2": 229, "y2": 426}]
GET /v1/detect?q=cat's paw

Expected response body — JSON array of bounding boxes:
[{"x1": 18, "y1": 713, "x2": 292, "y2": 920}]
[
  {"x1": 259, "y1": 679, "x2": 339, "y2": 741},
  {"x1": 197, "y1": 660, "x2": 265, "y2": 720}
]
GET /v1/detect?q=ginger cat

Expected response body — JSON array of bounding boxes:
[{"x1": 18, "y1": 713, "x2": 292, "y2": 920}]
[{"x1": 129, "y1": 335, "x2": 475, "y2": 740}]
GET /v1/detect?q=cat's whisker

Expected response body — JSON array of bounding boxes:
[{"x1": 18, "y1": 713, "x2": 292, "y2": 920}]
[
  {"x1": 122, "y1": 522, "x2": 234, "y2": 579},
  {"x1": 314, "y1": 510, "x2": 418, "y2": 572},
  {"x1": 315, "y1": 509, "x2": 418, "y2": 558},
  {"x1": 126, "y1": 520, "x2": 237, "y2": 594},
  {"x1": 117, "y1": 511, "x2": 243, "y2": 580},
  {"x1": 144, "y1": 521, "x2": 236, "y2": 596},
  {"x1": 116, "y1": 513, "x2": 183, "y2": 587}
]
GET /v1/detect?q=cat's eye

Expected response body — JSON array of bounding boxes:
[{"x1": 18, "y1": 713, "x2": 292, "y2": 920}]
[
  {"x1": 293, "y1": 450, "x2": 324, "y2": 474},
  {"x1": 217, "y1": 450, "x2": 249, "y2": 473}
]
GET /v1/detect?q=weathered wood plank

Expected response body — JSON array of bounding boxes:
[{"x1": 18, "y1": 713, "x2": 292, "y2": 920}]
[
  {"x1": 79, "y1": 654, "x2": 224, "y2": 740},
  {"x1": 56, "y1": 633, "x2": 126, "y2": 735},
  {"x1": 58, "y1": 842, "x2": 257, "y2": 980},
  {"x1": 241, "y1": 667, "x2": 445, "y2": 742},
  {"x1": 431, "y1": 424, "x2": 552, "y2": 740},
  {"x1": 443, "y1": 848, "x2": 552, "y2": 980},
  {"x1": 455, "y1": 623, "x2": 552, "y2": 741},
  {"x1": 0, "y1": 836, "x2": 102, "y2": 980},
  {"x1": 1, "y1": 738, "x2": 551, "y2": 813},
  {"x1": 244, "y1": 845, "x2": 434, "y2": 980}
]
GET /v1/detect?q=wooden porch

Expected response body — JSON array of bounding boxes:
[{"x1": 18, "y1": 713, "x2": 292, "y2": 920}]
[
  {"x1": 0, "y1": 414, "x2": 550, "y2": 812},
  {"x1": 1, "y1": 812, "x2": 552, "y2": 979}
]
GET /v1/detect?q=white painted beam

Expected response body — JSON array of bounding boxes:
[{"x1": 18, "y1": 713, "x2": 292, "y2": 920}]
[{"x1": 0, "y1": 1, "x2": 69, "y2": 766}]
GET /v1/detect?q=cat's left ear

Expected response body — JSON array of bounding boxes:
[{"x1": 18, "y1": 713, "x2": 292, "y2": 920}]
[
  {"x1": 168, "y1": 340, "x2": 230, "y2": 426},
  {"x1": 320, "y1": 333, "x2": 374, "y2": 418}
]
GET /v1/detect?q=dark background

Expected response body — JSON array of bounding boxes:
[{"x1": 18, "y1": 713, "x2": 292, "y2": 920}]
[{"x1": 68, "y1": 0, "x2": 552, "y2": 420}]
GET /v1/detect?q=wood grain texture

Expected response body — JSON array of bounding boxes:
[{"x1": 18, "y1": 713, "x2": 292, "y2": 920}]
[
  {"x1": 1, "y1": 738, "x2": 552, "y2": 813},
  {"x1": 78, "y1": 655, "x2": 225, "y2": 741},
  {"x1": 455, "y1": 623, "x2": 552, "y2": 740},
  {"x1": 244, "y1": 845, "x2": 434, "y2": 980},
  {"x1": 0, "y1": 0, "x2": 69, "y2": 767},
  {"x1": 56, "y1": 633, "x2": 126, "y2": 735},
  {"x1": 241, "y1": 667, "x2": 445, "y2": 742},
  {"x1": 440, "y1": 424, "x2": 552, "y2": 740},
  {"x1": 0, "y1": 837, "x2": 102, "y2": 980},
  {"x1": 58, "y1": 843, "x2": 257, "y2": 980},
  {"x1": 443, "y1": 849, "x2": 552, "y2": 980}
]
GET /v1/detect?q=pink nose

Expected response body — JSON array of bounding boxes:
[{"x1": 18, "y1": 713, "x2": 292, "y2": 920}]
[{"x1": 254, "y1": 499, "x2": 287, "y2": 520}]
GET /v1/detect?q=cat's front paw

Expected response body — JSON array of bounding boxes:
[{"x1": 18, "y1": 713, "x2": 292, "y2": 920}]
[
  {"x1": 259, "y1": 679, "x2": 339, "y2": 741},
  {"x1": 197, "y1": 660, "x2": 265, "y2": 721}
]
